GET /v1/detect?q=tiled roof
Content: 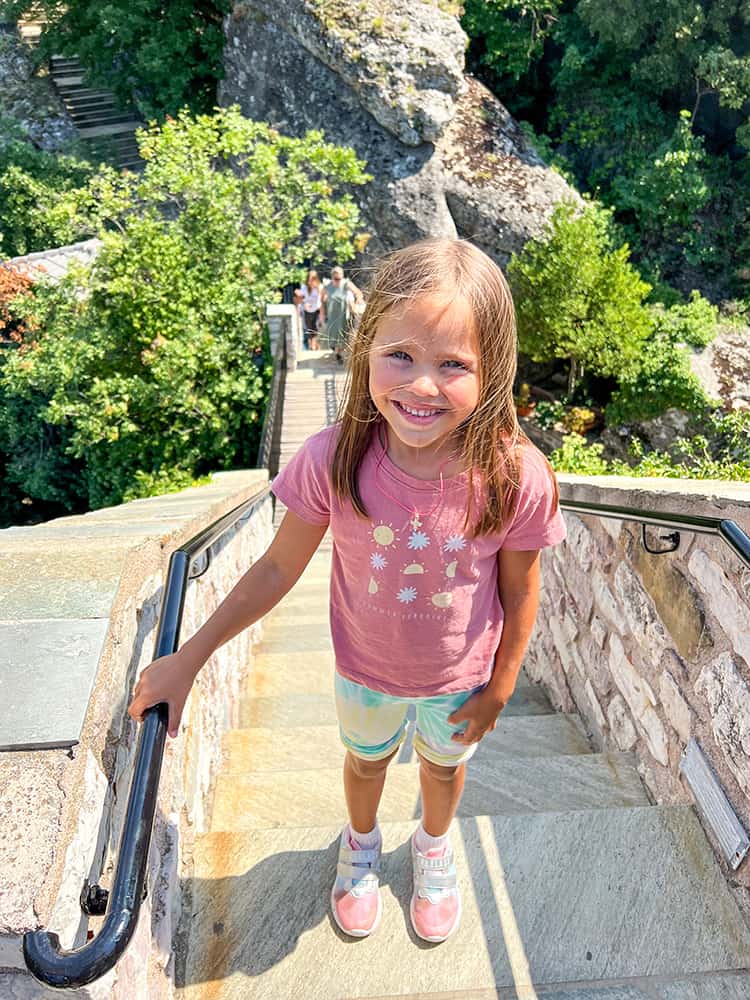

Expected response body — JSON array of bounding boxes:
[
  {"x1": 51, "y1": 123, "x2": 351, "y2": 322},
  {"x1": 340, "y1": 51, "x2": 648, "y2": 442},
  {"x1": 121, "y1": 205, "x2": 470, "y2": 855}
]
[{"x1": 2, "y1": 238, "x2": 101, "y2": 283}]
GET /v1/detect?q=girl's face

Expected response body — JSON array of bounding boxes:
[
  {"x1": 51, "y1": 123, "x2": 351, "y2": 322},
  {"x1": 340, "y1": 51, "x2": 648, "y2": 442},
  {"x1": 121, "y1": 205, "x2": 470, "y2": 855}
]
[{"x1": 368, "y1": 294, "x2": 480, "y2": 465}]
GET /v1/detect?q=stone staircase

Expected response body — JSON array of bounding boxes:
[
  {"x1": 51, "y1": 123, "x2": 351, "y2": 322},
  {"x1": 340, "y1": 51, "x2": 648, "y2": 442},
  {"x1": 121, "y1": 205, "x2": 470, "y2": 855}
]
[
  {"x1": 175, "y1": 352, "x2": 750, "y2": 999},
  {"x1": 47, "y1": 55, "x2": 142, "y2": 170},
  {"x1": 17, "y1": 16, "x2": 142, "y2": 170}
]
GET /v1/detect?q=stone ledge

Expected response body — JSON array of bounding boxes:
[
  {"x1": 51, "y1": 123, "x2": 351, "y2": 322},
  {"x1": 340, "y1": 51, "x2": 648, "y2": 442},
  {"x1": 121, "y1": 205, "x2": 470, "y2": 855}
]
[
  {"x1": 558, "y1": 472, "x2": 750, "y2": 509},
  {"x1": 0, "y1": 470, "x2": 272, "y2": 998}
]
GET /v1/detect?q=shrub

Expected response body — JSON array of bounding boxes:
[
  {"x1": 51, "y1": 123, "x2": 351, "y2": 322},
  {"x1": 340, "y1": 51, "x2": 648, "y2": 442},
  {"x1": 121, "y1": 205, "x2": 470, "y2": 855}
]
[
  {"x1": 550, "y1": 417, "x2": 750, "y2": 482},
  {"x1": 605, "y1": 293, "x2": 718, "y2": 425},
  {"x1": 508, "y1": 199, "x2": 653, "y2": 395},
  {"x1": 0, "y1": 265, "x2": 34, "y2": 342},
  {"x1": 0, "y1": 107, "x2": 370, "y2": 519}
]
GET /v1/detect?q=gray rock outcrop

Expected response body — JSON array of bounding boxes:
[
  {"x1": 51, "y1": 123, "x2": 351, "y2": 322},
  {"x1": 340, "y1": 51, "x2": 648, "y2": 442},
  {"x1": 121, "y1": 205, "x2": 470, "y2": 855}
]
[
  {"x1": 0, "y1": 26, "x2": 76, "y2": 152},
  {"x1": 220, "y1": 0, "x2": 577, "y2": 265}
]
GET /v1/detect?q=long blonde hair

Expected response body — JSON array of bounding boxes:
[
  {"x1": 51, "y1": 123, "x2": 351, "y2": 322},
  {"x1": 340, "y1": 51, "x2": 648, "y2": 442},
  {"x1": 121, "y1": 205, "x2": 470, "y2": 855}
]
[{"x1": 331, "y1": 238, "x2": 557, "y2": 536}]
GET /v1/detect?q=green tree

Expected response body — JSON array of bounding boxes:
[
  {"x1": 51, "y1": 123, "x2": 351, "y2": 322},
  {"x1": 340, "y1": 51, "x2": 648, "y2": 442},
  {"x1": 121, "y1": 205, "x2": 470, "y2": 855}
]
[
  {"x1": 462, "y1": 0, "x2": 750, "y2": 293},
  {"x1": 0, "y1": 107, "x2": 370, "y2": 519},
  {"x1": 4, "y1": 0, "x2": 230, "y2": 119},
  {"x1": 508, "y1": 199, "x2": 653, "y2": 395},
  {"x1": 462, "y1": 0, "x2": 564, "y2": 83},
  {"x1": 0, "y1": 114, "x2": 101, "y2": 258}
]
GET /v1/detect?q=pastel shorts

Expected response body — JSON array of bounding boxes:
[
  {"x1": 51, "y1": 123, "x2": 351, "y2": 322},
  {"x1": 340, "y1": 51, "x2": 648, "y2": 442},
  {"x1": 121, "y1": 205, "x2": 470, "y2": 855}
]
[{"x1": 334, "y1": 673, "x2": 483, "y2": 767}]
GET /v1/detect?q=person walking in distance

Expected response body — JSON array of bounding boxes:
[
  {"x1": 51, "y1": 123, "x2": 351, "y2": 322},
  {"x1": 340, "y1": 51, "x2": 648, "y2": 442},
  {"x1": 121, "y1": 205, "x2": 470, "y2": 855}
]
[
  {"x1": 322, "y1": 265, "x2": 363, "y2": 363},
  {"x1": 128, "y1": 238, "x2": 566, "y2": 944},
  {"x1": 300, "y1": 269, "x2": 325, "y2": 350}
]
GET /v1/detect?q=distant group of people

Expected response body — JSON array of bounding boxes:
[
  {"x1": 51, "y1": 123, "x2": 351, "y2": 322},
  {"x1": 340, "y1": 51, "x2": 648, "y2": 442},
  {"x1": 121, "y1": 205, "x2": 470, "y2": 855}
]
[{"x1": 294, "y1": 267, "x2": 364, "y2": 363}]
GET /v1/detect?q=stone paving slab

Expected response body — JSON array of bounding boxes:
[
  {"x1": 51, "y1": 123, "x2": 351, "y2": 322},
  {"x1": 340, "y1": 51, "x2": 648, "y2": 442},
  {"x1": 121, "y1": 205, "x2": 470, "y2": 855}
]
[
  {"x1": 210, "y1": 752, "x2": 646, "y2": 831},
  {"x1": 181, "y1": 807, "x2": 750, "y2": 999},
  {"x1": 348, "y1": 974, "x2": 750, "y2": 999},
  {"x1": 223, "y1": 715, "x2": 594, "y2": 773},
  {"x1": 0, "y1": 539, "x2": 130, "y2": 619},
  {"x1": 0, "y1": 618, "x2": 110, "y2": 749},
  {"x1": 0, "y1": 972, "x2": 80, "y2": 999}
]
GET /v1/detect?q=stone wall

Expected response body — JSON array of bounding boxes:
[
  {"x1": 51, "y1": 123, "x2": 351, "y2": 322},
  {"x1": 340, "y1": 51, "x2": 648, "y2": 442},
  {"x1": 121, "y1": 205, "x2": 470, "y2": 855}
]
[
  {"x1": 0, "y1": 472, "x2": 273, "y2": 998},
  {"x1": 527, "y1": 473, "x2": 750, "y2": 914}
]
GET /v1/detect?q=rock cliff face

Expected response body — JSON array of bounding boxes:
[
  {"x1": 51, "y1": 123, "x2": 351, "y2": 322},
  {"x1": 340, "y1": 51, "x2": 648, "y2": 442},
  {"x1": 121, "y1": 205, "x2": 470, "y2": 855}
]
[
  {"x1": 220, "y1": 0, "x2": 577, "y2": 265},
  {"x1": 0, "y1": 27, "x2": 76, "y2": 152}
]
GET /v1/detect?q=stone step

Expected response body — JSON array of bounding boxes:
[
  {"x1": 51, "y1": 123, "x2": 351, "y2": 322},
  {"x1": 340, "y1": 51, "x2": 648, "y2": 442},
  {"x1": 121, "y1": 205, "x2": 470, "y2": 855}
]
[
  {"x1": 210, "y1": 752, "x2": 646, "y2": 831},
  {"x1": 69, "y1": 111, "x2": 137, "y2": 127},
  {"x1": 347, "y1": 974, "x2": 750, "y2": 999},
  {"x1": 77, "y1": 121, "x2": 140, "y2": 138},
  {"x1": 51, "y1": 72, "x2": 85, "y2": 85},
  {"x1": 222, "y1": 714, "x2": 594, "y2": 774},
  {"x1": 179, "y1": 807, "x2": 750, "y2": 998},
  {"x1": 64, "y1": 95, "x2": 118, "y2": 112}
]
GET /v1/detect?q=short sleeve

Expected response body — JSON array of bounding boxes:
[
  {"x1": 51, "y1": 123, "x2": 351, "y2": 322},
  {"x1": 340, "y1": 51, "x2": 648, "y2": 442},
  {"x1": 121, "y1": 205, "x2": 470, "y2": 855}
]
[
  {"x1": 271, "y1": 429, "x2": 333, "y2": 526},
  {"x1": 502, "y1": 445, "x2": 567, "y2": 551}
]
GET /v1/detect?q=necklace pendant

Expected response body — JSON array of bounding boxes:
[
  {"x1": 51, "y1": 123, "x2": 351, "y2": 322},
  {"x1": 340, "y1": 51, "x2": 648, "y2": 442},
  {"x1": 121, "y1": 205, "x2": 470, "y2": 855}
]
[{"x1": 410, "y1": 512, "x2": 422, "y2": 530}]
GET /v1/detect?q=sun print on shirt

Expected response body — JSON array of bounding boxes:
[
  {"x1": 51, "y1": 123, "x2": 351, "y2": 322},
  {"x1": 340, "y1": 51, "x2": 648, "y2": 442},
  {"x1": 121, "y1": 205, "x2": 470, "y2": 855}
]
[
  {"x1": 364, "y1": 518, "x2": 463, "y2": 613},
  {"x1": 372, "y1": 522, "x2": 397, "y2": 546}
]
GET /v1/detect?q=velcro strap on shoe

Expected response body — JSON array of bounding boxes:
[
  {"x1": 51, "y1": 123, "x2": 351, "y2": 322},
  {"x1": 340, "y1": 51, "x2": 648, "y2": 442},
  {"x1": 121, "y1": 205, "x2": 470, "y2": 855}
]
[
  {"x1": 416, "y1": 851, "x2": 454, "y2": 870},
  {"x1": 416, "y1": 870, "x2": 457, "y2": 890},
  {"x1": 337, "y1": 861, "x2": 380, "y2": 880},
  {"x1": 338, "y1": 846, "x2": 380, "y2": 865}
]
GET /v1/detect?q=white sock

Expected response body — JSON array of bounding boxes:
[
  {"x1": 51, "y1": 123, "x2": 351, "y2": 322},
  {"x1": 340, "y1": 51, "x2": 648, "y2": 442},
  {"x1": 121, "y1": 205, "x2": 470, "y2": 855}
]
[
  {"x1": 349, "y1": 823, "x2": 380, "y2": 849},
  {"x1": 415, "y1": 823, "x2": 449, "y2": 854}
]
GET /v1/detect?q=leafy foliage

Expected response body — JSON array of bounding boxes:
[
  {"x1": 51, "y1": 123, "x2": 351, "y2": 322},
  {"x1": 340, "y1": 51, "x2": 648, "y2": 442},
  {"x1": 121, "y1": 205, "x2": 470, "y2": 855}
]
[
  {"x1": 551, "y1": 411, "x2": 750, "y2": 480},
  {"x1": 0, "y1": 107, "x2": 370, "y2": 523},
  {"x1": 508, "y1": 199, "x2": 653, "y2": 393},
  {"x1": 4, "y1": 0, "x2": 231, "y2": 119},
  {"x1": 0, "y1": 115, "x2": 100, "y2": 257},
  {"x1": 0, "y1": 265, "x2": 34, "y2": 342},
  {"x1": 462, "y1": 0, "x2": 750, "y2": 294},
  {"x1": 605, "y1": 294, "x2": 718, "y2": 424}
]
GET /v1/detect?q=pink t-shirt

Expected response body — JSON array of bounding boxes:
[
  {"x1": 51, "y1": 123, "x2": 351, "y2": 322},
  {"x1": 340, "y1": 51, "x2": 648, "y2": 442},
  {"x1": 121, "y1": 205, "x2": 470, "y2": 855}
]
[{"x1": 272, "y1": 424, "x2": 566, "y2": 697}]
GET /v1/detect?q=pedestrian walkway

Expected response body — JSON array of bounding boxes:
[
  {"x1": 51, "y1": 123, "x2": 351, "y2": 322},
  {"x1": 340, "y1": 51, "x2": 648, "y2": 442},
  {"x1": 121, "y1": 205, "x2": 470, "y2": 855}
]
[{"x1": 176, "y1": 352, "x2": 750, "y2": 999}]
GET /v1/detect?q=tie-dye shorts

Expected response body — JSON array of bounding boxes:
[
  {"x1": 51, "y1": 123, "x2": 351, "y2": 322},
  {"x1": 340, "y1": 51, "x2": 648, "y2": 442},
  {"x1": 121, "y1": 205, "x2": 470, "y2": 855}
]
[{"x1": 334, "y1": 672, "x2": 483, "y2": 767}]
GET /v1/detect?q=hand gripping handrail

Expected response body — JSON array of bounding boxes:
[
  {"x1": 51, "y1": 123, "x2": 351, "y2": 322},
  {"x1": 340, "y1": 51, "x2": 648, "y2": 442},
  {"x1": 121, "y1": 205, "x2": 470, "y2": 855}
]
[{"x1": 23, "y1": 484, "x2": 273, "y2": 989}]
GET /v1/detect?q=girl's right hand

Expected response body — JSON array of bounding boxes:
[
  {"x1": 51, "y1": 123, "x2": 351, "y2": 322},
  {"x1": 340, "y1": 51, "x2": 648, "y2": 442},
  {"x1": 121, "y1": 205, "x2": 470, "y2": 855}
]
[{"x1": 127, "y1": 649, "x2": 201, "y2": 738}]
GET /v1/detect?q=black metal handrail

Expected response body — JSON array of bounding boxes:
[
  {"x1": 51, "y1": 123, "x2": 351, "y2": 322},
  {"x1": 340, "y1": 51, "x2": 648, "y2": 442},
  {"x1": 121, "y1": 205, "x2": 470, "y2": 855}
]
[
  {"x1": 23, "y1": 483, "x2": 273, "y2": 989},
  {"x1": 559, "y1": 497, "x2": 750, "y2": 570}
]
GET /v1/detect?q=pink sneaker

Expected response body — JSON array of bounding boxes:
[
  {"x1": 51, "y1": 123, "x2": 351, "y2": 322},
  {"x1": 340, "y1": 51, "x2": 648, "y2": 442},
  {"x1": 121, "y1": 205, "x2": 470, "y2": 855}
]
[
  {"x1": 409, "y1": 834, "x2": 461, "y2": 943},
  {"x1": 330, "y1": 827, "x2": 382, "y2": 937}
]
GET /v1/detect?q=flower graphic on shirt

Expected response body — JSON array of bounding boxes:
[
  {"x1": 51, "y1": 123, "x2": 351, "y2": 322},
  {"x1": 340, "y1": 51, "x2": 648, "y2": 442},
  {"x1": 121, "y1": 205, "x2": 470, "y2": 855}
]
[
  {"x1": 370, "y1": 552, "x2": 387, "y2": 571},
  {"x1": 408, "y1": 530, "x2": 430, "y2": 551},
  {"x1": 444, "y1": 534, "x2": 466, "y2": 553},
  {"x1": 397, "y1": 586, "x2": 418, "y2": 604}
]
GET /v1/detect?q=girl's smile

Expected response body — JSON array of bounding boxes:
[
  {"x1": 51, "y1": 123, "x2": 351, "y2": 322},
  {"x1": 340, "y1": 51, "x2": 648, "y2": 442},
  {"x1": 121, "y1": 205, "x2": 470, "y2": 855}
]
[{"x1": 368, "y1": 295, "x2": 480, "y2": 474}]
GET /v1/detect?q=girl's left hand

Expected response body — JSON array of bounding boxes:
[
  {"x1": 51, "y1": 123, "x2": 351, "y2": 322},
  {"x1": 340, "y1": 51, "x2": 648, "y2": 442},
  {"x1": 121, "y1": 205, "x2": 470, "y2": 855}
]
[{"x1": 447, "y1": 687, "x2": 509, "y2": 745}]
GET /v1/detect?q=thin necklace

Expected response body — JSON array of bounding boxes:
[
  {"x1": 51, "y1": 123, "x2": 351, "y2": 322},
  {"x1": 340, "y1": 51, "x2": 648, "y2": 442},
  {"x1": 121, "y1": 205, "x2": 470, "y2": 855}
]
[{"x1": 373, "y1": 427, "x2": 453, "y2": 530}]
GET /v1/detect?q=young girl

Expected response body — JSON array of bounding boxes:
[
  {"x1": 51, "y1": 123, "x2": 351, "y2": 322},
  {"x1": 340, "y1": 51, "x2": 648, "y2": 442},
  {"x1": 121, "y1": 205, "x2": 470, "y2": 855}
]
[{"x1": 128, "y1": 238, "x2": 566, "y2": 945}]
